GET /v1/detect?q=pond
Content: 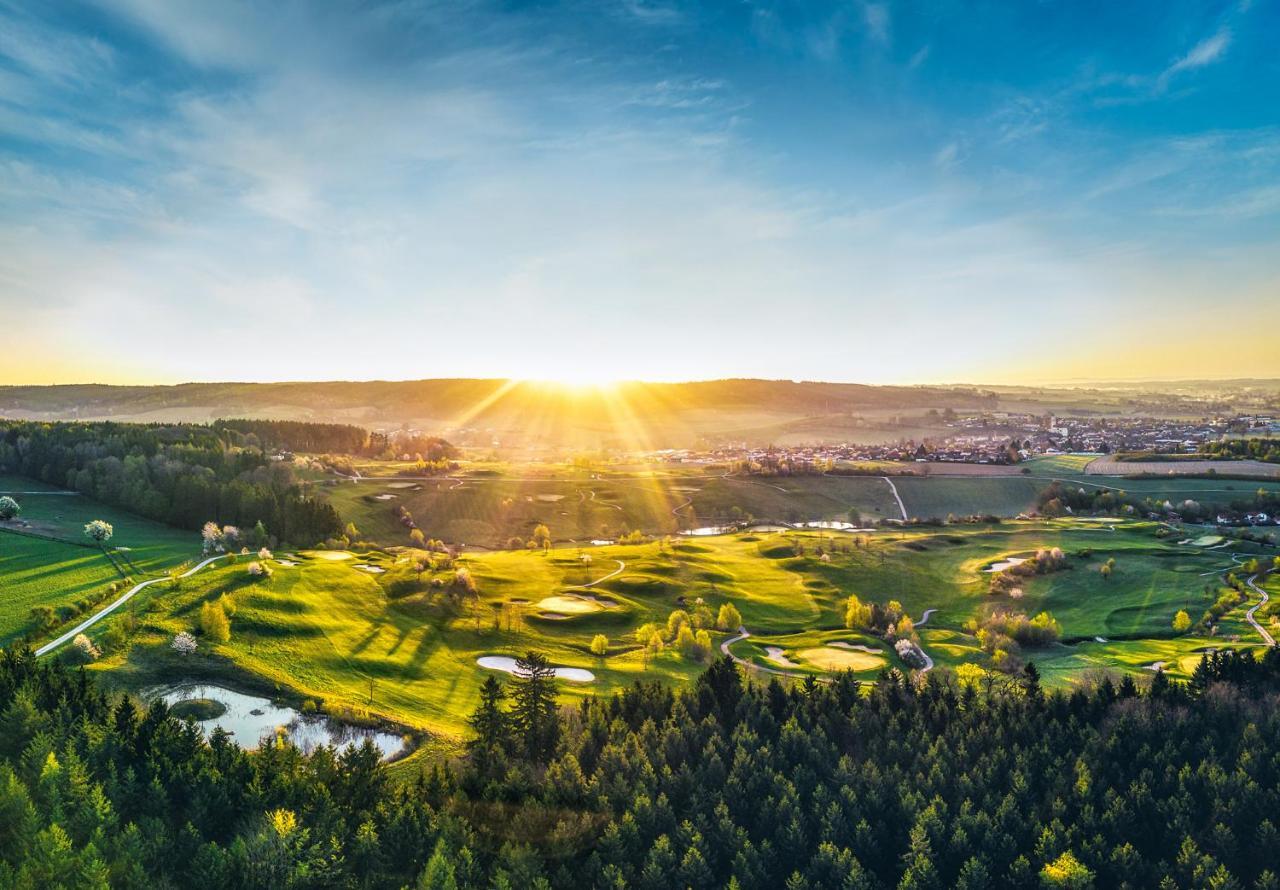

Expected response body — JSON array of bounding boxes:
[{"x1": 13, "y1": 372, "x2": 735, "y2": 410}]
[
  {"x1": 149, "y1": 682, "x2": 407, "y2": 760},
  {"x1": 680, "y1": 526, "x2": 735, "y2": 536}
]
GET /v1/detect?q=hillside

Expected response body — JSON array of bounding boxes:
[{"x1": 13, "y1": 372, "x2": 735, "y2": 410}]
[{"x1": 5, "y1": 377, "x2": 1272, "y2": 449}]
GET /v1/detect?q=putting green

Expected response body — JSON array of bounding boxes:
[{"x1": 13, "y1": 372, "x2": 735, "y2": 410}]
[
  {"x1": 796, "y1": 646, "x2": 886, "y2": 671},
  {"x1": 536, "y1": 595, "x2": 606, "y2": 614}
]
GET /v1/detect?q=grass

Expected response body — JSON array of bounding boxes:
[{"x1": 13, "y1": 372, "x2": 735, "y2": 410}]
[
  {"x1": 0, "y1": 485, "x2": 198, "y2": 571},
  {"x1": 64, "y1": 517, "x2": 1269, "y2": 746},
  {"x1": 0, "y1": 534, "x2": 123, "y2": 646},
  {"x1": 0, "y1": 476, "x2": 207, "y2": 645}
]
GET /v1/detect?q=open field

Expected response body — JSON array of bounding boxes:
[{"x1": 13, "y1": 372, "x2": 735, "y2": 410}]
[
  {"x1": 0, "y1": 482, "x2": 198, "y2": 571},
  {"x1": 318, "y1": 469, "x2": 901, "y2": 547},
  {"x1": 57, "y1": 517, "x2": 1271, "y2": 743},
  {"x1": 0, "y1": 534, "x2": 125, "y2": 646},
  {"x1": 1087, "y1": 456, "x2": 1280, "y2": 478},
  {"x1": 314, "y1": 455, "x2": 1280, "y2": 548}
]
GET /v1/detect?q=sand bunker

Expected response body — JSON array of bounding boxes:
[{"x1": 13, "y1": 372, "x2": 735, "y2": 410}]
[
  {"x1": 1144, "y1": 661, "x2": 1167, "y2": 672},
  {"x1": 985, "y1": 557, "x2": 1027, "y2": 573},
  {"x1": 536, "y1": 595, "x2": 605, "y2": 615},
  {"x1": 763, "y1": 647, "x2": 798, "y2": 667},
  {"x1": 308, "y1": 551, "x2": 352, "y2": 561},
  {"x1": 828, "y1": 641, "x2": 883, "y2": 654},
  {"x1": 537, "y1": 494, "x2": 566, "y2": 502},
  {"x1": 355, "y1": 564, "x2": 385, "y2": 574},
  {"x1": 374, "y1": 494, "x2": 397, "y2": 501},
  {"x1": 477, "y1": 656, "x2": 594, "y2": 682},
  {"x1": 798, "y1": 646, "x2": 886, "y2": 672},
  {"x1": 537, "y1": 612, "x2": 571, "y2": 620},
  {"x1": 275, "y1": 559, "x2": 299, "y2": 567},
  {"x1": 386, "y1": 482, "x2": 417, "y2": 489}
]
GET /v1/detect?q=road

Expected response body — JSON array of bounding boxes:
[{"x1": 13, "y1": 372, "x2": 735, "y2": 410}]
[
  {"x1": 35, "y1": 554, "x2": 229, "y2": 657},
  {"x1": 1245, "y1": 574, "x2": 1276, "y2": 647},
  {"x1": 882, "y1": 476, "x2": 908, "y2": 521}
]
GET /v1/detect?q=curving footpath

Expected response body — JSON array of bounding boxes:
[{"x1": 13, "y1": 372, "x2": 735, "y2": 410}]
[
  {"x1": 1245, "y1": 574, "x2": 1276, "y2": 647},
  {"x1": 35, "y1": 554, "x2": 229, "y2": 657},
  {"x1": 566, "y1": 559, "x2": 625, "y2": 591}
]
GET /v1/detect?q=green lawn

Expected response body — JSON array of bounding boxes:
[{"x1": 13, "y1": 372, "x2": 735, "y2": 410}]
[
  {"x1": 0, "y1": 533, "x2": 123, "y2": 646},
  {"x1": 76, "y1": 518, "x2": 1271, "y2": 743}
]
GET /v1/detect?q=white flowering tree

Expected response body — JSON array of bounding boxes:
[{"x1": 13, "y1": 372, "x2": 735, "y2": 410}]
[
  {"x1": 247, "y1": 560, "x2": 272, "y2": 579},
  {"x1": 258, "y1": 547, "x2": 273, "y2": 560},
  {"x1": 84, "y1": 519, "x2": 114, "y2": 545},
  {"x1": 0, "y1": 496, "x2": 19, "y2": 521},
  {"x1": 171, "y1": 632, "x2": 197, "y2": 655},
  {"x1": 201, "y1": 522, "x2": 224, "y2": 554},
  {"x1": 72, "y1": 633, "x2": 101, "y2": 661},
  {"x1": 895, "y1": 638, "x2": 928, "y2": 670}
]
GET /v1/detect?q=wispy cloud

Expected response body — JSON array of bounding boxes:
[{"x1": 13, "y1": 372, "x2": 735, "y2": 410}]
[{"x1": 1160, "y1": 27, "x2": 1231, "y2": 85}]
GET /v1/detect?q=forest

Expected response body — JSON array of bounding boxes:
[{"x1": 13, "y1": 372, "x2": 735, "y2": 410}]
[
  {"x1": 2, "y1": 647, "x2": 1278, "y2": 889},
  {"x1": 0, "y1": 421, "x2": 342, "y2": 547}
]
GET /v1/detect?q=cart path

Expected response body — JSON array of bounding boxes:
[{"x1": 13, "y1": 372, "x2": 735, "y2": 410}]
[
  {"x1": 36, "y1": 554, "x2": 230, "y2": 657},
  {"x1": 1245, "y1": 573, "x2": 1276, "y2": 647}
]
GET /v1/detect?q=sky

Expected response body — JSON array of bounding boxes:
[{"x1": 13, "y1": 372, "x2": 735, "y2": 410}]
[{"x1": 1, "y1": 0, "x2": 1278, "y2": 387}]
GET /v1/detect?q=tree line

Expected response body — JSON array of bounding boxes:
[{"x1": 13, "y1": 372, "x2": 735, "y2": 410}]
[
  {"x1": 0, "y1": 420, "x2": 341, "y2": 547},
  {"x1": 2, "y1": 643, "x2": 1280, "y2": 888}
]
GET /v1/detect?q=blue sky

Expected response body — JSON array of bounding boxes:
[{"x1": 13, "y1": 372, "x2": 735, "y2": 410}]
[{"x1": 1, "y1": 0, "x2": 1277, "y2": 385}]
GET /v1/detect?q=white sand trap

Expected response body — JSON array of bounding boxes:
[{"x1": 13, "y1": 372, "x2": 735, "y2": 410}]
[
  {"x1": 590, "y1": 539, "x2": 615, "y2": 546},
  {"x1": 355, "y1": 564, "x2": 385, "y2": 574},
  {"x1": 985, "y1": 557, "x2": 1027, "y2": 573},
  {"x1": 537, "y1": 494, "x2": 566, "y2": 502},
  {"x1": 275, "y1": 559, "x2": 299, "y2": 567},
  {"x1": 477, "y1": 656, "x2": 594, "y2": 682},
  {"x1": 1094, "y1": 636, "x2": 1107, "y2": 643},
  {"x1": 386, "y1": 482, "x2": 417, "y2": 489},
  {"x1": 829, "y1": 641, "x2": 883, "y2": 654},
  {"x1": 1144, "y1": 661, "x2": 1167, "y2": 672},
  {"x1": 765, "y1": 647, "x2": 799, "y2": 667},
  {"x1": 1192, "y1": 535, "x2": 1224, "y2": 546},
  {"x1": 538, "y1": 612, "x2": 571, "y2": 620},
  {"x1": 308, "y1": 551, "x2": 353, "y2": 561},
  {"x1": 374, "y1": 494, "x2": 397, "y2": 501}
]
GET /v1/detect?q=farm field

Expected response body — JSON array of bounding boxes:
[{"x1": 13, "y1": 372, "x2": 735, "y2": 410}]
[
  {"x1": 0, "y1": 481, "x2": 198, "y2": 571},
  {"x1": 72, "y1": 518, "x2": 1275, "y2": 744},
  {"x1": 1087, "y1": 455, "x2": 1280, "y2": 478},
  {"x1": 0, "y1": 533, "x2": 124, "y2": 647},
  {"x1": 318, "y1": 469, "x2": 902, "y2": 548}
]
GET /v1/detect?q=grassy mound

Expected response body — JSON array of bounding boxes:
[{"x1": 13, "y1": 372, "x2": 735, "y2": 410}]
[{"x1": 170, "y1": 698, "x2": 228, "y2": 721}]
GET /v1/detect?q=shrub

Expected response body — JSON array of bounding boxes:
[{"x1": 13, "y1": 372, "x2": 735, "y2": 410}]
[
  {"x1": 590, "y1": 634, "x2": 608, "y2": 657},
  {"x1": 0, "y1": 495, "x2": 19, "y2": 520},
  {"x1": 200, "y1": 601, "x2": 231, "y2": 644},
  {"x1": 716, "y1": 602, "x2": 743, "y2": 632},
  {"x1": 247, "y1": 560, "x2": 272, "y2": 578},
  {"x1": 70, "y1": 633, "x2": 100, "y2": 663},
  {"x1": 1172, "y1": 610, "x2": 1192, "y2": 633}
]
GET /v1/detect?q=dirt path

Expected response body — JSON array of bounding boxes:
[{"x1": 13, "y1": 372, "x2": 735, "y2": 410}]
[
  {"x1": 36, "y1": 554, "x2": 230, "y2": 657},
  {"x1": 1245, "y1": 574, "x2": 1276, "y2": 647},
  {"x1": 882, "y1": 476, "x2": 908, "y2": 521}
]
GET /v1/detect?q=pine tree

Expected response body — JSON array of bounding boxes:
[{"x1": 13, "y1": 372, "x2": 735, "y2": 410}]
[{"x1": 511, "y1": 651, "x2": 559, "y2": 763}]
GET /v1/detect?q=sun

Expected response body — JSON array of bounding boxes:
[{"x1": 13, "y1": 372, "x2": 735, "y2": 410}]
[{"x1": 522, "y1": 373, "x2": 624, "y2": 393}]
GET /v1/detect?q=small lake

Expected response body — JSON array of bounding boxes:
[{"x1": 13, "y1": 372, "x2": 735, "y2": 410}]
[
  {"x1": 149, "y1": 682, "x2": 406, "y2": 760},
  {"x1": 680, "y1": 526, "x2": 734, "y2": 536}
]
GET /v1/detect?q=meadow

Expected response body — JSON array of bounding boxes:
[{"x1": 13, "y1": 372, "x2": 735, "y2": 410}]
[
  {"x1": 72, "y1": 517, "x2": 1274, "y2": 746},
  {"x1": 1, "y1": 477, "x2": 203, "y2": 645}
]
